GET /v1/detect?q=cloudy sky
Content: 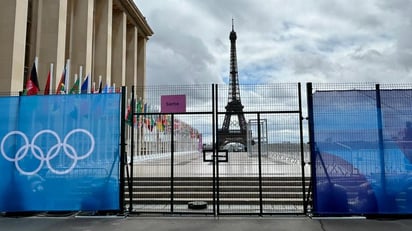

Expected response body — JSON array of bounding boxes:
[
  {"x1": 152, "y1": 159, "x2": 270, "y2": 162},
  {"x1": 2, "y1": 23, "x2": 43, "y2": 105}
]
[{"x1": 135, "y1": 0, "x2": 412, "y2": 86}]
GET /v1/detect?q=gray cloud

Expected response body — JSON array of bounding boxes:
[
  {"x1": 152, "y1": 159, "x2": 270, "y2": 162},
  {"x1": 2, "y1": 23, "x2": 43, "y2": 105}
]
[{"x1": 136, "y1": 0, "x2": 412, "y2": 86}]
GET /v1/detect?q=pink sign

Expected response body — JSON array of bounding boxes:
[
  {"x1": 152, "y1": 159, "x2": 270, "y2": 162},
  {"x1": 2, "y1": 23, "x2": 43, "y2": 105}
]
[{"x1": 161, "y1": 95, "x2": 186, "y2": 113}]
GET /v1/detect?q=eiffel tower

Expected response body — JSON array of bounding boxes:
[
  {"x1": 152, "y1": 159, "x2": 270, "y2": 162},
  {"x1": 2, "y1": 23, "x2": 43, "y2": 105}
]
[{"x1": 217, "y1": 20, "x2": 247, "y2": 149}]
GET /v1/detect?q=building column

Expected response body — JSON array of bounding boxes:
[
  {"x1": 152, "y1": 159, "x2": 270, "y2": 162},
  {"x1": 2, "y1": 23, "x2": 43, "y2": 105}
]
[
  {"x1": 35, "y1": 0, "x2": 67, "y2": 91},
  {"x1": 0, "y1": 0, "x2": 28, "y2": 93},
  {"x1": 111, "y1": 10, "x2": 127, "y2": 89},
  {"x1": 93, "y1": 0, "x2": 112, "y2": 86},
  {"x1": 126, "y1": 25, "x2": 138, "y2": 94},
  {"x1": 68, "y1": 0, "x2": 94, "y2": 83},
  {"x1": 136, "y1": 36, "x2": 147, "y2": 98}
]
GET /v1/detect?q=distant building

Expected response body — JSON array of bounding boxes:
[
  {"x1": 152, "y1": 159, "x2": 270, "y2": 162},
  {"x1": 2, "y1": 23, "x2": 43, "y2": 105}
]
[{"x1": 0, "y1": 0, "x2": 153, "y2": 96}]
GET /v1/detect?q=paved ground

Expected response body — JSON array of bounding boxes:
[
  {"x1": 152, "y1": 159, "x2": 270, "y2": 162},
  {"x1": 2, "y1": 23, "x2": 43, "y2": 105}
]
[
  {"x1": 131, "y1": 151, "x2": 309, "y2": 177},
  {"x1": 1, "y1": 215, "x2": 412, "y2": 231}
]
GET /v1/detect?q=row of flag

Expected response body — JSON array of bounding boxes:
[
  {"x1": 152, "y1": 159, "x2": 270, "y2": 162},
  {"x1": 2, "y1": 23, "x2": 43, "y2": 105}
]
[
  {"x1": 22, "y1": 59, "x2": 201, "y2": 138},
  {"x1": 125, "y1": 99, "x2": 167, "y2": 132},
  {"x1": 23, "y1": 59, "x2": 119, "y2": 96},
  {"x1": 125, "y1": 99, "x2": 200, "y2": 138}
]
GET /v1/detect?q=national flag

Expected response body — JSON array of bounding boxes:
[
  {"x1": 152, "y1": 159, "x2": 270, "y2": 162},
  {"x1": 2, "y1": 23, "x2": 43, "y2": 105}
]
[
  {"x1": 102, "y1": 84, "x2": 109, "y2": 93},
  {"x1": 156, "y1": 116, "x2": 163, "y2": 132},
  {"x1": 125, "y1": 99, "x2": 136, "y2": 126},
  {"x1": 23, "y1": 62, "x2": 40, "y2": 95},
  {"x1": 91, "y1": 82, "x2": 95, "y2": 94},
  {"x1": 145, "y1": 115, "x2": 154, "y2": 132},
  {"x1": 136, "y1": 100, "x2": 143, "y2": 113},
  {"x1": 98, "y1": 79, "x2": 102, "y2": 93},
  {"x1": 81, "y1": 75, "x2": 89, "y2": 94},
  {"x1": 144, "y1": 117, "x2": 149, "y2": 129},
  {"x1": 56, "y1": 68, "x2": 66, "y2": 94},
  {"x1": 143, "y1": 103, "x2": 148, "y2": 113},
  {"x1": 150, "y1": 116, "x2": 155, "y2": 132},
  {"x1": 44, "y1": 71, "x2": 51, "y2": 95},
  {"x1": 162, "y1": 115, "x2": 169, "y2": 133},
  {"x1": 69, "y1": 77, "x2": 80, "y2": 94},
  {"x1": 125, "y1": 104, "x2": 132, "y2": 126}
]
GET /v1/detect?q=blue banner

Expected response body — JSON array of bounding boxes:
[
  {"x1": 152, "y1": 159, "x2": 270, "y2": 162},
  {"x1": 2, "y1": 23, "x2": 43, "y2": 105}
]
[
  {"x1": 312, "y1": 89, "x2": 412, "y2": 215},
  {"x1": 0, "y1": 94, "x2": 121, "y2": 212}
]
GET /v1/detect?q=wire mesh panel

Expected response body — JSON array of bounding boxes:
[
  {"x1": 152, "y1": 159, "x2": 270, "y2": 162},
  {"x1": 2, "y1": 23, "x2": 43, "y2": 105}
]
[
  {"x1": 125, "y1": 83, "x2": 306, "y2": 215},
  {"x1": 216, "y1": 112, "x2": 260, "y2": 214},
  {"x1": 172, "y1": 114, "x2": 214, "y2": 213},
  {"x1": 216, "y1": 83, "x2": 306, "y2": 215},
  {"x1": 260, "y1": 113, "x2": 307, "y2": 213},
  {"x1": 125, "y1": 85, "x2": 214, "y2": 214},
  {"x1": 309, "y1": 83, "x2": 412, "y2": 216}
]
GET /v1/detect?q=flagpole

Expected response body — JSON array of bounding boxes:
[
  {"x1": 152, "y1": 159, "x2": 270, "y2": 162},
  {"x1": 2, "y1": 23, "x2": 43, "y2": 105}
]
[
  {"x1": 65, "y1": 59, "x2": 70, "y2": 94},
  {"x1": 34, "y1": 56, "x2": 39, "y2": 94},
  {"x1": 87, "y1": 74, "x2": 91, "y2": 94},
  {"x1": 79, "y1": 66, "x2": 83, "y2": 94},
  {"x1": 34, "y1": 56, "x2": 39, "y2": 71},
  {"x1": 137, "y1": 98, "x2": 141, "y2": 157},
  {"x1": 73, "y1": 74, "x2": 78, "y2": 94},
  {"x1": 50, "y1": 63, "x2": 54, "y2": 94}
]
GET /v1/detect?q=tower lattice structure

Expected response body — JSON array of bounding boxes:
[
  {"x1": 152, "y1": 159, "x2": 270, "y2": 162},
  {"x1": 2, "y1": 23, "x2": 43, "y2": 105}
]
[{"x1": 218, "y1": 20, "x2": 247, "y2": 149}]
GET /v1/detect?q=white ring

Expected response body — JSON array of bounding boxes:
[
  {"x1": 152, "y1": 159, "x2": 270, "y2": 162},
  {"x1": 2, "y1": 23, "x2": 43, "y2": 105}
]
[
  {"x1": 0, "y1": 129, "x2": 95, "y2": 175},
  {"x1": 1, "y1": 131, "x2": 29, "y2": 162}
]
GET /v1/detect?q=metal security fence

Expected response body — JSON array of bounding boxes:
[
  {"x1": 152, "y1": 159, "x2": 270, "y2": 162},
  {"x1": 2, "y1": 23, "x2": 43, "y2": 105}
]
[
  {"x1": 307, "y1": 83, "x2": 412, "y2": 216},
  {"x1": 125, "y1": 83, "x2": 308, "y2": 215},
  {"x1": 125, "y1": 84, "x2": 215, "y2": 214},
  {"x1": 215, "y1": 83, "x2": 308, "y2": 215}
]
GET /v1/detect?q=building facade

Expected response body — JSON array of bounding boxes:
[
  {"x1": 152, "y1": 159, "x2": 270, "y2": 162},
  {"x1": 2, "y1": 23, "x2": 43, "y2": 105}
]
[{"x1": 0, "y1": 0, "x2": 153, "y2": 96}]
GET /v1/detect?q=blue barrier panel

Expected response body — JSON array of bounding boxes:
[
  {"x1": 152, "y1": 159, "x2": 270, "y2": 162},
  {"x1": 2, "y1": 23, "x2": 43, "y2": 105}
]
[
  {"x1": 312, "y1": 89, "x2": 412, "y2": 215},
  {"x1": 0, "y1": 94, "x2": 121, "y2": 212}
]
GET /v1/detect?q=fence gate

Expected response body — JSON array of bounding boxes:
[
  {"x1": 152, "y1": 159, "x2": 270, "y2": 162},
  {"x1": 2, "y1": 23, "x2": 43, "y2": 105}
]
[
  {"x1": 124, "y1": 84, "x2": 308, "y2": 215},
  {"x1": 214, "y1": 84, "x2": 308, "y2": 215}
]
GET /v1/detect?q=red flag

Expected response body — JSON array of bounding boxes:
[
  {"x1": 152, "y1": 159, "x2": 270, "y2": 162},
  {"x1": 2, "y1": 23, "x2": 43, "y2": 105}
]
[
  {"x1": 44, "y1": 71, "x2": 51, "y2": 95},
  {"x1": 145, "y1": 117, "x2": 150, "y2": 129},
  {"x1": 24, "y1": 62, "x2": 40, "y2": 95},
  {"x1": 125, "y1": 99, "x2": 136, "y2": 126},
  {"x1": 91, "y1": 82, "x2": 95, "y2": 94}
]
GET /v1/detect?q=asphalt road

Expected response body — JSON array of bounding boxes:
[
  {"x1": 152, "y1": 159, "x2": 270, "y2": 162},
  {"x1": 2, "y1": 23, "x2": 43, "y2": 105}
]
[{"x1": 1, "y1": 215, "x2": 412, "y2": 231}]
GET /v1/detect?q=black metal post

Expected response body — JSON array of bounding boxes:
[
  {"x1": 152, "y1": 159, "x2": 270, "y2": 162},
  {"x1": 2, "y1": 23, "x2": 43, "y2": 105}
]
[
  {"x1": 128, "y1": 86, "x2": 135, "y2": 213},
  {"x1": 375, "y1": 84, "x2": 387, "y2": 202},
  {"x1": 170, "y1": 113, "x2": 175, "y2": 213},
  {"x1": 306, "y1": 82, "x2": 316, "y2": 213},
  {"x1": 212, "y1": 84, "x2": 217, "y2": 216},
  {"x1": 257, "y1": 113, "x2": 263, "y2": 215},
  {"x1": 215, "y1": 84, "x2": 220, "y2": 215},
  {"x1": 298, "y1": 82, "x2": 307, "y2": 214},
  {"x1": 119, "y1": 86, "x2": 126, "y2": 214}
]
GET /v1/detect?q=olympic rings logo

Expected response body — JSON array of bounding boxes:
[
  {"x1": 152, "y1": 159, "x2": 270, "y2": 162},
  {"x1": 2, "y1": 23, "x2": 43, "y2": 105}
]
[{"x1": 1, "y1": 129, "x2": 95, "y2": 176}]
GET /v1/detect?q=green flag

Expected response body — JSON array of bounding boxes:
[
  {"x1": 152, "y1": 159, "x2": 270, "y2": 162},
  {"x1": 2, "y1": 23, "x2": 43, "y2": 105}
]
[
  {"x1": 136, "y1": 100, "x2": 143, "y2": 113},
  {"x1": 69, "y1": 77, "x2": 80, "y2": 94}
]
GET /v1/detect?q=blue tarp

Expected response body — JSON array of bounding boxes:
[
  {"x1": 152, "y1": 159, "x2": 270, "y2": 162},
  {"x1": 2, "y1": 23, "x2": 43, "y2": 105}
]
[
  {"x1": 0, "y1": 94, "x2": 121, "y2": 212},
  {"x1": 312, "y1": 89, "x2": 412, "y2": 215}
]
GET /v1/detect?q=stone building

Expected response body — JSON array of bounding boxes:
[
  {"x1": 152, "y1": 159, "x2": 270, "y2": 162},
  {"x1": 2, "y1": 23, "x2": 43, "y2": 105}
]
[{"x1": 0, "y1": 0, "x2": 153, "y2": 96}]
